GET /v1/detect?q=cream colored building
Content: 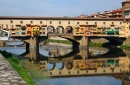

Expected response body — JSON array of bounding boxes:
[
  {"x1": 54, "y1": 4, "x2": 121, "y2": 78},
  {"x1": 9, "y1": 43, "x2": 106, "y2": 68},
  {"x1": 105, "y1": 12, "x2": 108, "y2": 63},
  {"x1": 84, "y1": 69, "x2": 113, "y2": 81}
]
[{"x1": 0, "y1": 16, "x2": 130, "y2": 38}]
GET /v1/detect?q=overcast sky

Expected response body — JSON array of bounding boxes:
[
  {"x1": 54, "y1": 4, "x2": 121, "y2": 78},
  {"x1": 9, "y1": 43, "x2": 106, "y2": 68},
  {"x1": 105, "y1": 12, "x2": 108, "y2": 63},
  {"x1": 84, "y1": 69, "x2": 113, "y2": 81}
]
[{"x1": 0, "y1": 0, "x2": 125, "y2": 17}]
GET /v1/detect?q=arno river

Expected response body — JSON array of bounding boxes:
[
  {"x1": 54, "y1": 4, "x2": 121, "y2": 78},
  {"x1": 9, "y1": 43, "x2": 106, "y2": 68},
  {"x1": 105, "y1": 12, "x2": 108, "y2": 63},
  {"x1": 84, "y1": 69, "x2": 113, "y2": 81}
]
[{"x1": 0, "y1": 42, "x2": 130, "y2": 85}]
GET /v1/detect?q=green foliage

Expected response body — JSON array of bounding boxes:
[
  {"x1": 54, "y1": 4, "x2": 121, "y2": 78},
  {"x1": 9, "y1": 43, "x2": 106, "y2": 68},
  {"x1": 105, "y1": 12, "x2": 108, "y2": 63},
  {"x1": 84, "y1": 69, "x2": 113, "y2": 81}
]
[
  {"x1": 47, "y1": 39, "x2": 72, "y2": 45},
  {"x1": 89, "y1": 42, "x2": 102, "y2": 47},
  {"x1": 120, "y1": 45, "x2": 130, "y2": 50},
  {"x1": 0, "y1": 50, "x2": 12, "y2": 58},
  {"x1": 7, "y1": 59, "x2": 35, "y2": 85},
  {"x1": 0, "y1": 50, "x2": 35, "y2": 85},
  {"x1": 47, "y1": 39, "x2": 103, "y2": 47},
  {"x1": 8, "y1": 57, "x2": 19, "y2": 64}
]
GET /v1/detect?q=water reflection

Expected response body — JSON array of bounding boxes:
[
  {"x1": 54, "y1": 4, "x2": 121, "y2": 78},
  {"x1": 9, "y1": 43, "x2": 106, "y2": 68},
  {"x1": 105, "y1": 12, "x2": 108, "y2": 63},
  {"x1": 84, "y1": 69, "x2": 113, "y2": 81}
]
[
  {"x1": 0, "y1": 47, "x2": 130, "y2": 85},
  {"x1": 19, "y1": 47, "x2": 130, "y2": 85}
]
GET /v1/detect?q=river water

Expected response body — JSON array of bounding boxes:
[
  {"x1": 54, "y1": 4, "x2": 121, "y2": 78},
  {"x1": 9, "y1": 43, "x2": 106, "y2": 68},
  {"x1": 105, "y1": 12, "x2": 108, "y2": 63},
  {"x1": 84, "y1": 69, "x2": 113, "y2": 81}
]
[{"x1": 0, "y1": 44, "x2": 130, "y2": 85}]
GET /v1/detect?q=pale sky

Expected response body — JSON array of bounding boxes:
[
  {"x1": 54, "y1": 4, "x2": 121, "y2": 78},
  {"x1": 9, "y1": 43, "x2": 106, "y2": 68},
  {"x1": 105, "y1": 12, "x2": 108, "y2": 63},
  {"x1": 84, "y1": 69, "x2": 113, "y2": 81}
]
[{"x1": 0, "y1": 0, "x2": 125, "y2": 17}]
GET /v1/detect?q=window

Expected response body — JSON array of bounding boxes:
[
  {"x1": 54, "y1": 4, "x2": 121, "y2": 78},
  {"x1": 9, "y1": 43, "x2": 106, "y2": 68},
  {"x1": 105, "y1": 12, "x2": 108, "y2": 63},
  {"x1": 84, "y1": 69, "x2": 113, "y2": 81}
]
[
  {"x1": 6, "y1": 25, "x2": 8, "y2": 28},
  {"x1": 86, "y1": 22, "x2": 88, "y2": 24},
  {"x1": 12, "y1": 25, "x2": 13, "y2": 28},
  {"x1": 59, "y1": 21, "x2": 61, "y2": 24},
  {"x1": 95, "y1": 22, "x2": 97, "y2": 25},
  {"x1": 103, "y1": 22, "x2": 105, "y2": 25},
  {"x1": 77, "y1": 71, "x2": 79, "y2": 74},
  {"x1": 120, "y1": 22, "x2": 122, "y2": 25},
  {"x1": 22, "y1": 32, "x2": 26, "y2": 35},
  {"x1": 50, "y1": 72, "x2": 52, "y2": 75},
  {"x1": 0, "y1": 26, "x2": 1, "y2": 28},
  {"x1": 20, "y1": 21, "x2": 23, "y2": 24},
  {"x1": 68, "y1": 21, "x2": 70, "y2": 24},
  {"x1": 112, "y1": 22, "x2": 114, "y2": 24},
  {"x1": 10, "y1": 20, "x2": 13, "y2": 23},
  {"x1": 77, "y1": 22, "x2": 79, "y2": 24},
  {"x1": 30, "y1": 21, "x2": 33, "y2": 24},
  {"x1": 103, "y1": 70, "x2": 105, "y2": 72},
  {"x1": 42, "y1": 28, "x2": 45, "y2": 30},
  {"x1": 50, "y1": 21, "x2": 52, "y2": 24},
  {"x1": 59, "y1": 72, "x2": 61, "y2": 74},
  {"x1": 40, "y1": 21, "x2": 42, "y2": 24}
]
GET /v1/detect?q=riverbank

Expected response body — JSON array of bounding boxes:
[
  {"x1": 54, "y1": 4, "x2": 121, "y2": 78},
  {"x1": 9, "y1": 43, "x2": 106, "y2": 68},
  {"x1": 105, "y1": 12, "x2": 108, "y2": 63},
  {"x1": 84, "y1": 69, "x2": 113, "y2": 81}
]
[
  {"x1": 120, "y1": 45, "x2": 130, "y2": 50},
  {"x1": 47, "y1": 39, "x2": 103, "y2": 47},
  {"x1": 0, "y1": 50, "x2": 35, "y2": 85},
  {"x1": 0, "y1": 53, "x2": 26, "y2": 85}
]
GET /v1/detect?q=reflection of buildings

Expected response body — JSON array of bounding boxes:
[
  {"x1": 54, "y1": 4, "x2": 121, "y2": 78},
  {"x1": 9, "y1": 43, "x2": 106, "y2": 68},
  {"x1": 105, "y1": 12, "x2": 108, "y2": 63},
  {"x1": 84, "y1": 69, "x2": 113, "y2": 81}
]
[
  {"x1": 43, "y1": 47, "x2": 72, "y2": 57},
  {"x1": 25, "y1": 56, "x2": 130, "y2": 78},
  {"x1": 21, "y1": 47, "x2": 130, "y2": 85},
  {"x1": 74, "y1": 57, "x2": 129, "y2": 72}
]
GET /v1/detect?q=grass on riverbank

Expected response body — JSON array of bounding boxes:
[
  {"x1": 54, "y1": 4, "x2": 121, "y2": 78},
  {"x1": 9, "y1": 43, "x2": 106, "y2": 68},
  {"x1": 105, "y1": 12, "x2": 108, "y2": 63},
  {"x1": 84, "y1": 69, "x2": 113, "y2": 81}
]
[
  {"x1": 47, "y1": 39, "x2": 103, "y2": 47},
  {"x1": 47, "y1": 39, "x2": 72, "y2": 45},
  {"x1": 120, "y1": 45, "x2": 130, "y2": 50},
  {"x1": 0, "y1": 50, "x2": 35, "y2": 85},
  {"x1": 89, "y1": 42, "x2": 102, "y2": 47},
  {"x1": 47, "y1": 39, "x2": 130, "y2": 50}
]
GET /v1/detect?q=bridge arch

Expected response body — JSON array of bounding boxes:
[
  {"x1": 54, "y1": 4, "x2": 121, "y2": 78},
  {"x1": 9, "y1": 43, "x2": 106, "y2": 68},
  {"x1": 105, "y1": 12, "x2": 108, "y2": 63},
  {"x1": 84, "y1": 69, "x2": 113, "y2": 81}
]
[
  {"x1": 60, "y1": 36, "x2": 80, "y2": 48},
  {"x1": 56, "y1": 26, "x2": 64, "y2": 34},
  {"x1": 65, "y1": 26, "x2": 73, "y2": 34},
  {"x1": 47, "y1": 25, "x2": 55, "y2": 34},
  {"x1": 5, "y1": 41, "x2": 25, "y2": 46}
]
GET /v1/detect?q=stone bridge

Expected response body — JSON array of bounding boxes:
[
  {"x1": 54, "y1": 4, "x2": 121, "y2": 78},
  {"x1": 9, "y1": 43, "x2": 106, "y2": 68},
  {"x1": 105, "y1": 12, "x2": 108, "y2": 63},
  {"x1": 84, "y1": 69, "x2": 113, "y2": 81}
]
[{"x1": 1, "y1": 17, "x2": 130, "y2": 50}]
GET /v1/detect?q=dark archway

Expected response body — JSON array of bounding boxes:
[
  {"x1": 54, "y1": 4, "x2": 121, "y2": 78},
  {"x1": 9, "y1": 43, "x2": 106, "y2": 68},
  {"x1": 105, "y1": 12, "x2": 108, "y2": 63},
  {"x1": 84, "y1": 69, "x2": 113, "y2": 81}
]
[
  {"x1": 74, "y1": 55, "x2": 83, "y2": 60},
  {"x1": 56, "y1": 26, "x2": 64, "y2": 34},
  {"x1": 104, "y1": 37, "x2": 126, "y2": 46},
  {"x1": 47, "y1": 26, "x2": 55, "y2": 34},
  {"x1": 65, "y1": 26, "x2": 73, "y2": 34},
  {"x1": 65, "y1": 62, "x2": 73, "y2": 70},
  {"x1": 60, "y1": 36, "x2": 80, "y2": 48}
]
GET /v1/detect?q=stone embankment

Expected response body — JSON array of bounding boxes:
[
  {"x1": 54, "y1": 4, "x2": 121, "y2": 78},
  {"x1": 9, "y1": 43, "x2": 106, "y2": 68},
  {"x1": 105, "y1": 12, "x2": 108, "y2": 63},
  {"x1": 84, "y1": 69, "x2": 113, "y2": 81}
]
[{"x1": 0, "y1": 54, "x2": 26, "y2": 85}]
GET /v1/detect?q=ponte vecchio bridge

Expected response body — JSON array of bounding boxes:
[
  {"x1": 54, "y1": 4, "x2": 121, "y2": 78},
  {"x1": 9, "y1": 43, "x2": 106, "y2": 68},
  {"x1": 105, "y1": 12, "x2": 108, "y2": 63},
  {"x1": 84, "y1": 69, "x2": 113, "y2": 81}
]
[{"x1": 0, "y1": 16, "x2": 130, "y2": 49}]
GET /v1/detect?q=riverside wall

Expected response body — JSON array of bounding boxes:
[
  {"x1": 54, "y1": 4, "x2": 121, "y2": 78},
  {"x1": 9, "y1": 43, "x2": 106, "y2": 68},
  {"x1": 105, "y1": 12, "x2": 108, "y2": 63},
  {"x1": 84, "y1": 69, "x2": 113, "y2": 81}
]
[{"x1": 0, "y1": 54, "x2": 26, "y2": 85}]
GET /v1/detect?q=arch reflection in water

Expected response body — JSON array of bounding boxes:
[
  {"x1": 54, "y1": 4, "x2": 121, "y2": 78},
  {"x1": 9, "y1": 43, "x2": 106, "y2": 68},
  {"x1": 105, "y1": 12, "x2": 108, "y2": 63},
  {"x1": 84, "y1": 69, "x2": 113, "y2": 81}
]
[
  {"x1": 56, "y1": 62, "x2": 64, "y2": 70},
  {"x1": 22, "y1": 47, "x2": 130, "y2": 85},
  {"x1": 24, "y1": 48, "x2": 129, "y2": 73},
  {"x1": 47, "y1": 63, "x2": 55, "y2": 70}
]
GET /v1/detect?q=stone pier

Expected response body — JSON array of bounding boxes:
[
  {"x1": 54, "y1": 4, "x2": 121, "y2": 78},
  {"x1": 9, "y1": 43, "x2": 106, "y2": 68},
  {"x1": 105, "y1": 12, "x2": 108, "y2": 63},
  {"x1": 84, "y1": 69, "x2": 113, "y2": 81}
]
[
  {"x1": 0, "y1": 54, "x2": 26, "y2": 85},
  {"x1": 79, "y1": 36, "x2": 89, "y2": 48}
]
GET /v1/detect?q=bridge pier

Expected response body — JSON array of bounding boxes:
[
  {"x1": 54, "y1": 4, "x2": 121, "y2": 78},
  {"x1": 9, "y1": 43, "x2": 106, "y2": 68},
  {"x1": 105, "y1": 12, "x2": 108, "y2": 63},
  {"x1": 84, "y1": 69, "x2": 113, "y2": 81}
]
[
  {"x1": 79, "y1": 36, "x2": 89, "y2": 49},
  {"x1": 25, "y1": 37, "x2": 40, "y2": 49},
  {"x1": 25, "y1": 36, "x2": 40, "y2": 61},
  {"x1": 79, "y1": 48, "x2": 89, "y2": 59}
]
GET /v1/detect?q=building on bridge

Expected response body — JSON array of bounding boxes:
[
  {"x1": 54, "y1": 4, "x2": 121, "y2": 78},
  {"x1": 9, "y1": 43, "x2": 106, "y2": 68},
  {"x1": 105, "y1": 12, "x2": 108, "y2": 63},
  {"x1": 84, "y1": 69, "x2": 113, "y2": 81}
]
[{"x1": 0, "y1": 16, "x2": 130, "y2": 38}]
